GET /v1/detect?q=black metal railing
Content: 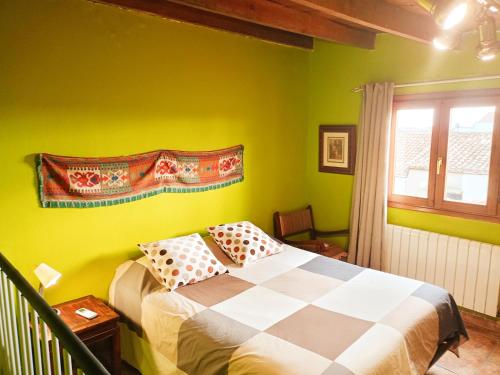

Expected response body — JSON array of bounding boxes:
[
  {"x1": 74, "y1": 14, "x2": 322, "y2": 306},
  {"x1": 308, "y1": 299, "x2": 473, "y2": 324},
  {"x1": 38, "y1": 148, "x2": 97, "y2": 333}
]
[{"x1": 0, "y1": 252, "x2": 110, "y2": 375}]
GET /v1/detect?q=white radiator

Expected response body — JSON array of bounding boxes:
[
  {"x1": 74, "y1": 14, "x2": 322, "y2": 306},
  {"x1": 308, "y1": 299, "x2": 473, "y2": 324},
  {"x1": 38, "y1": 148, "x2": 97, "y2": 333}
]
[{"x1": 383, "y1": 224, "x2": 500, "y2": 317}]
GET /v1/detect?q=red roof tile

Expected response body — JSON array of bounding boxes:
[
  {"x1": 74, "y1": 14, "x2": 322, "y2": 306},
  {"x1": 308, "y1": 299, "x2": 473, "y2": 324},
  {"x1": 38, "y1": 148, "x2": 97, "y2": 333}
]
[{"x1": 395, "y1": 132, "x2": 491, "y2": 177}]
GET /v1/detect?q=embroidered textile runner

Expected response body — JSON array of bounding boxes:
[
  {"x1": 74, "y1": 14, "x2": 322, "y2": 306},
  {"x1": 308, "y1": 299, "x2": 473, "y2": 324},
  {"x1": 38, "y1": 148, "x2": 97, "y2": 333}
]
[{"x1": 38, "y1": 145, "x2": 243, "y2": 208}]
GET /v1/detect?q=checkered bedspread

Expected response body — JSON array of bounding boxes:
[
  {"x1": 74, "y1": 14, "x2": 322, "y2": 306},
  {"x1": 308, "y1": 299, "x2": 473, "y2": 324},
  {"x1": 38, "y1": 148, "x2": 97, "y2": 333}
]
[{"x1": 109, "y1": 238, "x2": 467, "y2": 375}]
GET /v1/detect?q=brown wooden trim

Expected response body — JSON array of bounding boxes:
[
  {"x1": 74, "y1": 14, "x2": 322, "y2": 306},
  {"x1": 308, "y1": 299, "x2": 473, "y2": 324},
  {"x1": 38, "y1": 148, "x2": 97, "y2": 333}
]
[
  {"x1": 168, "y1": 0, "x2": 376, "y2": 48},
  {"x1": 90, "y1": 0, "x2": 314, "y2": 49},
  {"x1": 486, "y1": 97, "x2": 500, "y2": 216},
  {"x1": 390, "y1": 88, "x2": 500, "y2": 222},
  {"x1": 319, "y1": 125, "x2": 356, "y2": 175},
  {"x1": 433, "y1": 98, "x2": 448, "y2": 212},
  {"x1": 428, "y1": 102, "x2": 441, "y2": 207},
  {"x1": 284, "y1": 0, "x2": 438, "y2": 43},
  {"x1": 388, "y1": 201, "x2": 500, "y2": 224},
  {"x1": 459, "y1": 308, "x2": 500, "y2": 338},
  {"x1": 435, "y1": 96, "x2": 500, "y2": 216},
  {"x1": 388, "y1": 100, "x2": 441, "y2": 207},
  {"x1": 388, "y1": 106, "x2": 397, "y2": 202}
]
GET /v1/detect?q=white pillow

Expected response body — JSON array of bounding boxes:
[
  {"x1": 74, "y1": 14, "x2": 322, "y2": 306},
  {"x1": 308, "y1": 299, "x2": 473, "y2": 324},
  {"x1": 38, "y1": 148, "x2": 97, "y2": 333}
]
[
  {"x1": 138, "y1": 233, "x2": 227, "y2": 291},
  {"x1": 207, "y1": 221, "x2": 283, "y2": 265}
]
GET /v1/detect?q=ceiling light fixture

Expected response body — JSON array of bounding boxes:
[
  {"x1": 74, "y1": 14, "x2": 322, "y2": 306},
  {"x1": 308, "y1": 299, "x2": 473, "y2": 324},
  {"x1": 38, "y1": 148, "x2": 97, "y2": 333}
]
[
  {"x1": 441, "y1": 2, "x2": 469, "y2": 29},
  {"x1": 418, "y1": 0, "x2": 470, "y2": 30},
  {"x1": 420, "y1": 0, "x2": 500, "y2": 60},
  {"x1": 476, "y1": 16, "x2": 500, "y2": 60}
]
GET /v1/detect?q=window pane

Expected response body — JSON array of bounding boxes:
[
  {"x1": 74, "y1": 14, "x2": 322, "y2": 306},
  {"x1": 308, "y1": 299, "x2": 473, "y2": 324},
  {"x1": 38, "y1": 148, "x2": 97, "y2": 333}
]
[
  {"x1": 393, "y1": 108, "x2": 434, "y2": 198},
  {"x1": 444, "y1": 106, "x2": 495, "y2": 205}
]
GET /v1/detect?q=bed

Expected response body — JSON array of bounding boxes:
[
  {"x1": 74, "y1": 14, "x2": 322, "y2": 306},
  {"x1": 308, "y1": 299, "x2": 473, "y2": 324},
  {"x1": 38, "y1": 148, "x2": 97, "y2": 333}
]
[{"x1": 109, "y1": 237, "x2": 467, "y2": 375}]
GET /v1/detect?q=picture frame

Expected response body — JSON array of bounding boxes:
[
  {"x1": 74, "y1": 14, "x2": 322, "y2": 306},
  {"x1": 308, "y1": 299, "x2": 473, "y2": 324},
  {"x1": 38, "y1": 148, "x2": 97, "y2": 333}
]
[{"x1": 319, "y1": 125, "x2": 356, "y2": 175}]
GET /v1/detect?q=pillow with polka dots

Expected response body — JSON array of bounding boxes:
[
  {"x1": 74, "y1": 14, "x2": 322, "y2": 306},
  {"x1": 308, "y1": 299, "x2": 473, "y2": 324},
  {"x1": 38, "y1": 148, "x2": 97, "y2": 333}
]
[
  {"x1": 207, "y1": 221, "x2": 284, "y2": 265},
  {"x1": 138, "y1": 233, "x2": 228, "y2": 292}
]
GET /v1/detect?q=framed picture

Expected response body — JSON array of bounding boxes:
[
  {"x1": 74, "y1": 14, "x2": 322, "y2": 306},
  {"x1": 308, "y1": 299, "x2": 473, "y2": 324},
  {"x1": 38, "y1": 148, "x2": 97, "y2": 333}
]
[{"x1": 319, "y1": 125, "x2": 356, "y2": 175}]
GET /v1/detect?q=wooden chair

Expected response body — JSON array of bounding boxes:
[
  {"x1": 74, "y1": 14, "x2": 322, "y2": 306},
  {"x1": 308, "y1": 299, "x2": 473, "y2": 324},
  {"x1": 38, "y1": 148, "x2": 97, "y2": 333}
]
[{"x1": 273, "y1": 205, "x2": 349, "y2": 261}]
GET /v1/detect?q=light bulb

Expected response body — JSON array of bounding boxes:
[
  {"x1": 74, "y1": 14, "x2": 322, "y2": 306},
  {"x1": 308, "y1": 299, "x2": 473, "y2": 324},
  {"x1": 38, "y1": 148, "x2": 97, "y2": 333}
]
[{"x1": 442, "y1": 2, "x2": 468, "y2": 29}]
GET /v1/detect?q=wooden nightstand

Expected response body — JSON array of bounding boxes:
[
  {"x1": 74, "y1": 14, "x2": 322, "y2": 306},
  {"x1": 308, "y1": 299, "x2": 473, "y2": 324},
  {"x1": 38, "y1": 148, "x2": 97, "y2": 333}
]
[{"x1": 53, "y1": 295, "x2": 121, "y2": 375}]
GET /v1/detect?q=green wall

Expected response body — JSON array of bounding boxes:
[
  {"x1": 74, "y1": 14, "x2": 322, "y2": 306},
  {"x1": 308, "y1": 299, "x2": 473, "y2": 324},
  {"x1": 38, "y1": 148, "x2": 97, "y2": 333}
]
[
  {"x1": 2, "y1": 0, "x2": 500, "y2": 305},
  {"x1": 0, "y1": 0, "x2": 309, "y2": 303},
  {"x1": 307, "y1": 34, "x2": 500, "y2": 247}
]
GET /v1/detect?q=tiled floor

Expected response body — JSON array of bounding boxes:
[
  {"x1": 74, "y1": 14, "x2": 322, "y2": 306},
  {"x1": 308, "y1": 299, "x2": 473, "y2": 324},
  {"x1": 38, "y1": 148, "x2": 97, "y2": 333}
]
[
  {"x1": 427, "y1": 311, "x2": 499, "y2": 375},
  {"x1": 121, "y1": 311, "x2": 499, "y2": 375}
]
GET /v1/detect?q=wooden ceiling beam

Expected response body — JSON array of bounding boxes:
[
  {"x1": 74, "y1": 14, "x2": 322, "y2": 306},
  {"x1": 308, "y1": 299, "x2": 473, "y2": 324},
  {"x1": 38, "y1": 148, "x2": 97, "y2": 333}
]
[
  {"x1": 168, "y1": 0, "x2": 376, "y2": 49},
  {"x1": 285, "y1": 0, "x2": 438, "y2": 43},
  {"x1": 91, "y1": 0, "x2": 314, "y2": 49}
]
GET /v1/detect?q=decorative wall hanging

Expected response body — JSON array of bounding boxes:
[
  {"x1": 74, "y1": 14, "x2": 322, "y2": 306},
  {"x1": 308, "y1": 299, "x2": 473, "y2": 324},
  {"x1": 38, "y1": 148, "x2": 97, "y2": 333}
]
[
  {"x1": 37, "y1": 145, "x2": 243, "y2": 208},
  {"x1": 319, "y1": 125, "x2": 356, "y2": 175}
]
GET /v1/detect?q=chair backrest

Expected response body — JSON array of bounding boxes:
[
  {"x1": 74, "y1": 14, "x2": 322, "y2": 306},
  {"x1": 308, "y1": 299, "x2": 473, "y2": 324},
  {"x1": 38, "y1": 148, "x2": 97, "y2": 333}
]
[{"x1": 273, "y1": 205, "x2": 315, "y2": 240}]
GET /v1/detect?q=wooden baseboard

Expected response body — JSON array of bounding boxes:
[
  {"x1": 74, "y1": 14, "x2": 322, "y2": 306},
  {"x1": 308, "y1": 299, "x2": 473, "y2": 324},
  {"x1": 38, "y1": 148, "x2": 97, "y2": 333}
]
[{"x1": 459, "y1": 307, "x2": 500, "y2": 339}]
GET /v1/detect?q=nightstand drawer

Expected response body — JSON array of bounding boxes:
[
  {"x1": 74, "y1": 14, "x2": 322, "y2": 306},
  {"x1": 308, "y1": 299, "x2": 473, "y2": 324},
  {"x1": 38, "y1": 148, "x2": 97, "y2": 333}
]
[{"x1": 79, "y1": 325, "x2": 119, "y2": 345}]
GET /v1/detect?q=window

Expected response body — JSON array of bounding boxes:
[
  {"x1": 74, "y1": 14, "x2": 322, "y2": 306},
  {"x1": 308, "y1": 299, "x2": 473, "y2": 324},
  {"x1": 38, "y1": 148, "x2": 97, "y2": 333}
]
[{"x1": 388, "y1": 89, "x2": 500, "y2": 222}]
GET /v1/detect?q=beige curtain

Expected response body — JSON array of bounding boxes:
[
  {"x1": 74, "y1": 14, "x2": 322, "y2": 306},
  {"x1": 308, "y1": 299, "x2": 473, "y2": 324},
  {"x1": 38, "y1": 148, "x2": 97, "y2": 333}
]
[{"x1": 348, "y1": 82, "x2": 394, "y2": 270}]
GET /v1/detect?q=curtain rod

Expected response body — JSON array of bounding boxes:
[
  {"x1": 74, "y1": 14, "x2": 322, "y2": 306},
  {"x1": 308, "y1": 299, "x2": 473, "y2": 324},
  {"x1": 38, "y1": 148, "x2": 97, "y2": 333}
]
[{"x1": 352, "y1": 74, "x2": 500, "y2": 93}]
